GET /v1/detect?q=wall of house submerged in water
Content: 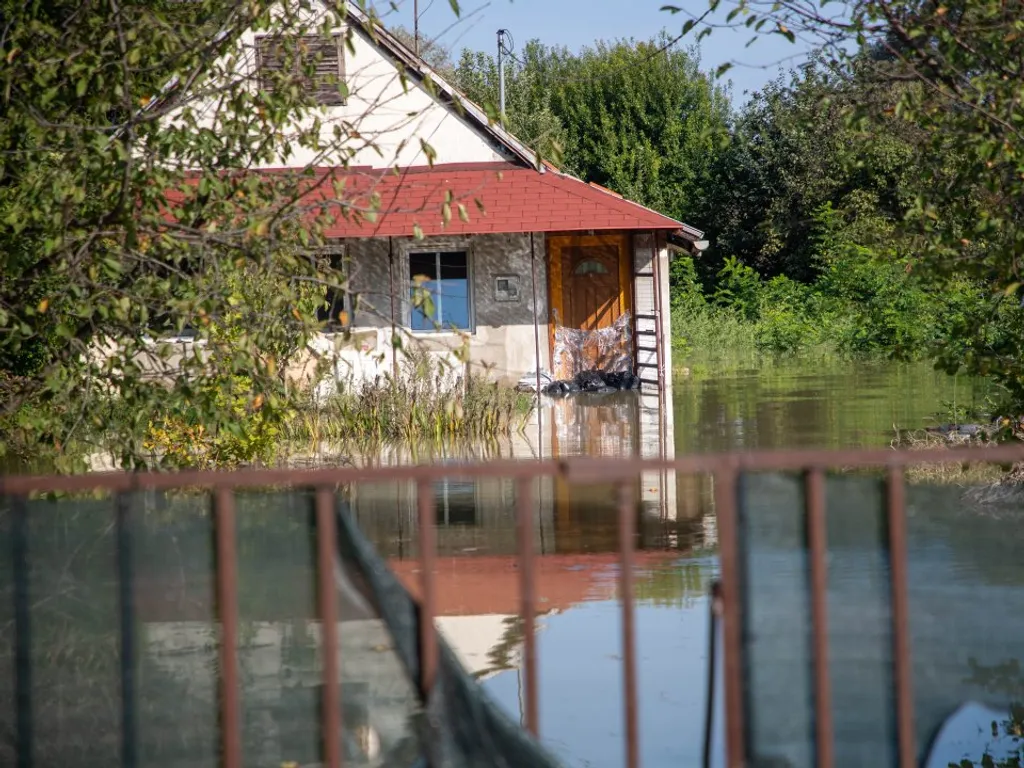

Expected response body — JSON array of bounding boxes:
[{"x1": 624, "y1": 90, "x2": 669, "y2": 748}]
[{"x1": 304, "y1": 232, "x2": 550, "y2": 393}]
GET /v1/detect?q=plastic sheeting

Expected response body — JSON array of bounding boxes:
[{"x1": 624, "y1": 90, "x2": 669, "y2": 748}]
[{"x1": 551, "y1": 312, "x2": 633, "y2": 381}]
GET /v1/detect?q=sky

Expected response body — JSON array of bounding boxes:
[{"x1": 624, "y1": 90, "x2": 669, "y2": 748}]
[{"x1": 377, "y1": 0, "x2": 819, "y2": 105}]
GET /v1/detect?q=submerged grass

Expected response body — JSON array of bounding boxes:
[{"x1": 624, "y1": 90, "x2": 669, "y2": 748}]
[
  {"x1": 892, "y1": 429, "x2": 1007, "y2": 485},
  {"x1": 287, "y1": 352, "x2": 534, "y2": 449}
]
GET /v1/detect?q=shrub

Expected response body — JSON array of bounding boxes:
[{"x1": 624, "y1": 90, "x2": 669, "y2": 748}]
[{"x1": 143, "y1": 374, "x2": 285, "y2": 469}]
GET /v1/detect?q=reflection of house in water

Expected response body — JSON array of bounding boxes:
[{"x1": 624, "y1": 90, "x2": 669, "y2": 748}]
[
  {"x1": 349, "y1": 388, "x2": 715, "y2": 559},
  {"x1": 136, "y1": 546, "x2": 691, "y2": 766},
  {"x1": 135, "y1": 547, "x2": 686, "y2": 767}
]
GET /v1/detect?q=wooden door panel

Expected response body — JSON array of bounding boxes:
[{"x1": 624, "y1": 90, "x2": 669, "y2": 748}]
[
  {"x1": 547, "y1": 234, "x2": 632, "y2": 378},
  {"x1": 560, "y1": 244, "x2": 622, "y2": 330}
]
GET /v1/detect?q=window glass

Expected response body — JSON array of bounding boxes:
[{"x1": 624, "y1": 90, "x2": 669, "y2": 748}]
[
  {"x1": 317, "y1": 248, "x2": 350, "y2": 330},
  {"x1": 410, "y1": 251, "x2": 470, "y2": 331},
  {"x1": 573, "y1": 259, "x2": 609, "y2": 275},
  {"x1": 435, "y1": 480, "x2": 477, "y2": 526}
]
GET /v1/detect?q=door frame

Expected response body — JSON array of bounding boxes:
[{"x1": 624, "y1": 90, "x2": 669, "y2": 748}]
[{"x1": 546, "y1": 232, "x2": 632, "y2": 360}]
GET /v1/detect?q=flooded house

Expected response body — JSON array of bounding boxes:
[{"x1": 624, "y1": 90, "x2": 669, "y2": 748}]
[
  {"x1": 172, "y1": 5, "x2": 702, "y2": 398},
  {"x1": 221, "y1": 3, "x2": 709, "y2": 393},
  {"x1": 156, "y1": 1, "x2": 706, "y2": 393},
  {"x1": 239, "y1": 2, "x2": 709, "y2": 518},
  {"x1": 150, "y1": 0, "x2": 709, "y2": 517}
]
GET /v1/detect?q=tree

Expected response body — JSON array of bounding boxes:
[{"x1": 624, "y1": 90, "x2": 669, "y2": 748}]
[
  {"x1": 672, "y1": 1, "x2": 1024, "y2": 405},
  {"x1": 695, "y1": 56, "x2": 922, "y2": 283},
  {"x1": 452, "y1": 35, "x2": 731, "y2": 224},
  {"x1": 452, "y1": 41, "x2": 568, "y2": 165},
  {"x1": 0, "y1": 0, "x2": 453, "y2": 469},
  {"x1": 388, "y1": 25, "x2": 456, "y2": 75}
]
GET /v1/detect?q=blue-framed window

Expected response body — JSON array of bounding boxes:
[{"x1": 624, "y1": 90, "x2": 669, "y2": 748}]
[{"x1": 409, "y1": 251, "x2": 471, "y2": 331}]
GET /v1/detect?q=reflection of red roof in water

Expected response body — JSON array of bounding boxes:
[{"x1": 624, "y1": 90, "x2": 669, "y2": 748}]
[
  {"x1": 132, "y1": 551, "x2": 681, "y2": 622},
  {"x1": 389, "y1": 551, "x2": 681, "y2": 617}
]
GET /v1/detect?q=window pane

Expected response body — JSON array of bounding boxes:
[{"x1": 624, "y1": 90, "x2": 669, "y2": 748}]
[
  {"x1": 437, "y1": 480, "x2": 477, "y2": 526},
  {"x1": 317, "y1": 286, "x2": 346, "y2": 326},
  {"x1": 410, "y1": 253, "x2": 438, "y2": 331},
  {"x1": 438, "y1": 252, "x2": 468, "y2": 280},
  {"x1": 438, "y1": 279, "x2": 470, "y2": 329},
  {"x1": 573, "y1": 259, "x2": 609, "y2": 275},
  {"x1": 410, "y1": 279, "x2": 438, "y2": 331},
  {"x1": 440, "y1": 253, "x2": 469, "y2": 329},
  {"x1": 408, "y1": 252, "x2": 437, "y2": 282},
  {"x1": 409, "y1": 252, "x2": 471, "y2": 331}
]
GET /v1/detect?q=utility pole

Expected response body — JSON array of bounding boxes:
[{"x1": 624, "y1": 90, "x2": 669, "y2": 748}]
[
  {"x1": 497, "y1": 28, "x2": 506, "y2": 119},
  {"x1": 413, "y1": 0, "x2": 419, "y2": 55}
]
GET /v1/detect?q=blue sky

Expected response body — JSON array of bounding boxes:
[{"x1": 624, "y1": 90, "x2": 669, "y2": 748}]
[{"x1": 377, "y1": 0, "x2": 818, "y2": 105}]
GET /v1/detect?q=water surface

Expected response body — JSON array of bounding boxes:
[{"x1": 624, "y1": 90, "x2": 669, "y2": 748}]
[
  {"x1": 6, "y1": 356, "x2": 1015, "y2": 768},
  {"x1": 363, "y1": 356, "x2": 1009, "y2": 767}
]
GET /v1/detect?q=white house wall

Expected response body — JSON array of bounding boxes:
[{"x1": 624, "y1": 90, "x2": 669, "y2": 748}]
[
  {"x1": 173, "y1": 3, "x2": 506, "y2": 170},
  {"x1": 632, "y1": 232, "x2": 677, "y2": 519}
]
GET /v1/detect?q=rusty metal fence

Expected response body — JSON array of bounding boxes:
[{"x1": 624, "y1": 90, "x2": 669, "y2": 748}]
[{"x1": 5, "y1": 443, "x2": 1024, "y2": 768}]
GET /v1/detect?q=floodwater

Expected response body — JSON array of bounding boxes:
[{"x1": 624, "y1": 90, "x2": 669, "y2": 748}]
[
  {"x1": 346, "y1": 355, "x2": 1012, "y2": 768},
  {"x1": 5, "y1": 355, "x2": 1021, "y2": 768}
]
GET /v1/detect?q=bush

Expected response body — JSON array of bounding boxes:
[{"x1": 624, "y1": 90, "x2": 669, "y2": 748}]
[
  {"x1": 754, "y1": 276, "x2": 819, "y2": 353},
  {"x1": 143, "y1": 374, "x2": 285, "y2": 469}
]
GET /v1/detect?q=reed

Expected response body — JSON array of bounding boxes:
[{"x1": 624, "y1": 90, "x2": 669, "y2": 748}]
[{"x1": 288, "y1": 352, "x2": 534, "y2": 449}]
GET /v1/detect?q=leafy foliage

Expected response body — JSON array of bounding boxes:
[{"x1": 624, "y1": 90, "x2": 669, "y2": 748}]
[
  {"x1": 0, "y1": 0, "x2": 443, "y2": 469},
  {"x1": 450, "y1": 34, "x2": 730, "y2": 223},
  {"x1": 675, "y1": 0, "x2": 1024, "y2": 408}
]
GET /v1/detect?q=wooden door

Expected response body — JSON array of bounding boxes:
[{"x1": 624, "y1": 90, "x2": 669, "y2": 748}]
[
  {"x1": 549, "y1": 235, "x2": 630, "y2": 331},
  {"x1": 548, "y1": 234, "x2": 632, "y2": 373},
  {"x1": 563, "y1": 244, "x2": 621, "y2": 329}
]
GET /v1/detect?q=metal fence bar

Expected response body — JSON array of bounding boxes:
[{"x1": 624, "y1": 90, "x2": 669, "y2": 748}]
[
  {"x1": 714, "y1": 466, "x2": 746, "y2": 768},
  {"x1": 617, "y1": 481, "x2": 640, "y2": 768},
  {"x1": 886, "y1": 467, "x2": 916, "y2": 766},
  {"x1": 702, "y1": 581, "x2": 722, "y2": 768},
  {"x1": 515, "y1": 476, "x2": 539, "y2": 736},
  {"x1": 416, "y1": 479, "x2": 438, "y2": 698},
  {"x1": 3, "y1": 448, "x2": 985, "y2": 768},
  {"x1": 115, "y1": 492, "x2": 138, "y2": 768},
  {"x1": 11, "y1": 494, "x2": 33, "y2": 768},
  {"x1": 805, "y1": 469, "x2": 834, "y2": 768},
  {"x1": 315, "y1": 487, "x2": 343, "y2": 768},
  {"x1": 213, "y1": 487, "x2": 242, "y2": 768},
  {"x1": 12, "y1": 442, "x2": 1024, "y2": 495}
]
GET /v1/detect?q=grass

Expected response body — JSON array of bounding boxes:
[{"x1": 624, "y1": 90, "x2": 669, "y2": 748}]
[
  {"x1": 671, "y1": 302, "x2": 838, "y2": 373},
  {"x1": 286, "y1": 351, "x2": 535, "y2": 451},
  {"x1": 891, "y1": 428, "x2": 1008, "y2": 485}
]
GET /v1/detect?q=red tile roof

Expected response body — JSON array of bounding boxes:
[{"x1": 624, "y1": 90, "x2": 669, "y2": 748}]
[{"x1": 299, "y1": 162, "x2": 683, "y2": 237}]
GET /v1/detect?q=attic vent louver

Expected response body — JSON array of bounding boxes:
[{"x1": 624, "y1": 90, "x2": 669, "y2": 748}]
[{"x1": 256, "y1": 33, "x2": 346, "y2": 106}]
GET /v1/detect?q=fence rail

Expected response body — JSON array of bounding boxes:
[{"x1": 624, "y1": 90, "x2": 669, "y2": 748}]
[{"x1": 5, "y1": 443, "x2": 1024, "y2": 768}]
